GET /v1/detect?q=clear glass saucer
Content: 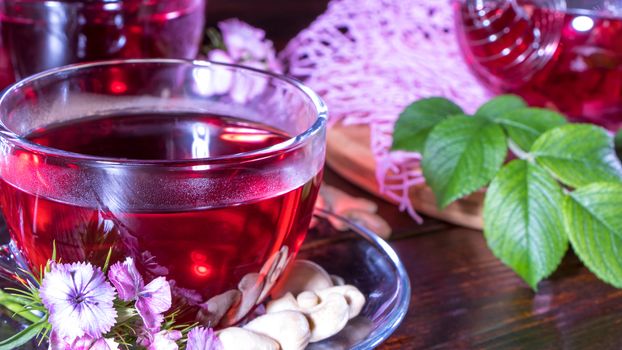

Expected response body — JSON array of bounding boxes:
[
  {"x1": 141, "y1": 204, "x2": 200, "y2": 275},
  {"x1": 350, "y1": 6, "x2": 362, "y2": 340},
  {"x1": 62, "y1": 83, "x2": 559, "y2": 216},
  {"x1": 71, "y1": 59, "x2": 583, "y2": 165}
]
[
  {"x1": 302, "y1": 210, "x2": 411, "y2": 349},
  {"x1": 0, "y1": 210, "x2": 410, "y2": 349}
]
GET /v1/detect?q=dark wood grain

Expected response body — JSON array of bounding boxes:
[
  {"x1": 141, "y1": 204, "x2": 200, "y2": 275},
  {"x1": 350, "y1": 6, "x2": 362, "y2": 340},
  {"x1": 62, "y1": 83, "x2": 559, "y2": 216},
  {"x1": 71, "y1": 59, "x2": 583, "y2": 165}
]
[
  {"x1": 207, "y1": 2, "x2": 622, "y2": 348},
  {"x1": 385, "y1": 229, "x2": 622, "y2": 349}
]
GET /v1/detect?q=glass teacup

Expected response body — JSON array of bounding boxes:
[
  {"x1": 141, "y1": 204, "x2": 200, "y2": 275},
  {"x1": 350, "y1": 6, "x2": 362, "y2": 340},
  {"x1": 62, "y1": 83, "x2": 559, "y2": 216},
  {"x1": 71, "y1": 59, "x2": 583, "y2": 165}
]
[
  {"x1": 455, "y1": 0, "x2": 622, "y2": 129},
  {"x1": 0, "y1": 59, "x2": 327, "y2": 326},
  {"x1": 0, "y1": 0, "x2": 206, "y2": 89}
]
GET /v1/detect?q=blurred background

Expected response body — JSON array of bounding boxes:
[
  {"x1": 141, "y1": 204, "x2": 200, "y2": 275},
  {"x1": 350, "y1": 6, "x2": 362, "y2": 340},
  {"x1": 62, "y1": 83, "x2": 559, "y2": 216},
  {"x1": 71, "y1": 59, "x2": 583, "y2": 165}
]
[{"x1": 205, "y1": 0, "x2": 329, "y2": 49}]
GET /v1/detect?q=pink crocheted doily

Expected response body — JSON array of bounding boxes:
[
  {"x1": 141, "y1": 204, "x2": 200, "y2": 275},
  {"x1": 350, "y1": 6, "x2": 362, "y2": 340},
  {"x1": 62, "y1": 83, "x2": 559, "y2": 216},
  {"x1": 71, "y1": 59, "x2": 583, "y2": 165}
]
[{"x1": 281, "y1": 0, "x2": 492, "y2": 221}]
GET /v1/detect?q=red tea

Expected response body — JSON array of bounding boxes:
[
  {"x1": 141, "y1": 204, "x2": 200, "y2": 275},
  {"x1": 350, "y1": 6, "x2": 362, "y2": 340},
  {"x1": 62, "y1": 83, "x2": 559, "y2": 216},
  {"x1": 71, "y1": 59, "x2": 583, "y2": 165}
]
[
  {"x1": 0, "y1": 0, "x2": 205, "y2": 88},
  {"x1": 456, "y1": 2, "x2": 622, "y2": 130},
  {"x1": 0, "y1": 112, "x2": 321, "y2": 301}
]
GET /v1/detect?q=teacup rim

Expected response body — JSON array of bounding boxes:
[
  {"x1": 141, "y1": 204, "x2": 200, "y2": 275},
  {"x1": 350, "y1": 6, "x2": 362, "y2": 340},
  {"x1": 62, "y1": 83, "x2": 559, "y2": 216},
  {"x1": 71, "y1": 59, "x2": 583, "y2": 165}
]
[{"x1": 0, "y1": 58, "x2": 328, "y2": 167}]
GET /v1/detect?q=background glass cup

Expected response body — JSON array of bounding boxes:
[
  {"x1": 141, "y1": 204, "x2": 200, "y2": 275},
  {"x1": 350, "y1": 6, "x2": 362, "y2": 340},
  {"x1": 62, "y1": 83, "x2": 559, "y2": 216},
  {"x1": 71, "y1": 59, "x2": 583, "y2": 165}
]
[
  {"x1": 455, "y1": 0, "x2": 622, "y2": 130},
  {"x1": 0, "y1": 0, "x2": 206, "y2": 89},
  {"x1": 0, "y1": 59, "x2": 327, "y2": 326}
]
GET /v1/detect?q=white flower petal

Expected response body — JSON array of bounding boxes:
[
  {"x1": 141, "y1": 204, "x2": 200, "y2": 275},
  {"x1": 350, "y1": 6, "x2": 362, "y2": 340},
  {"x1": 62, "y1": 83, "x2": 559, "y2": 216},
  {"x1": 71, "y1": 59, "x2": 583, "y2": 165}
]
[
  {"x1": 186, "y1": 327, "x2": 221, "y2": 350},
  {"x1": 108, "y1": 257, "x2": 144, "y2": 301},
  {"x1": 39, "y1": 262, "x2": 117, "y2": 341},
  {"x1": 91, "y1": 337, "x2": 120, "y2": 350},
  {"x1": 136, "y1": 277, "x2": 172, "y2": 330},
  {"x1": 147, "y1": 330, "x2": 181, "y2": 350},
  {"x1": 141, "y1": 277, "x2": 172, "y2": 314}
]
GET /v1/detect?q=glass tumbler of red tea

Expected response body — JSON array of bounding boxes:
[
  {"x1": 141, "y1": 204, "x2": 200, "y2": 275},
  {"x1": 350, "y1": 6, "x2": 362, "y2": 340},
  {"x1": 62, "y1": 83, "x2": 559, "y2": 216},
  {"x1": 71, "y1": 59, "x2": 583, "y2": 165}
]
[
  {"x1": 0, "y1": 0, "x2": 206, "y2": 89},
  {"x1": 455, "y1": 0, "x2": 622, "y2": 130},
  {"x1": 0, "y1": 59, "x2": 327, "y2": 326}
]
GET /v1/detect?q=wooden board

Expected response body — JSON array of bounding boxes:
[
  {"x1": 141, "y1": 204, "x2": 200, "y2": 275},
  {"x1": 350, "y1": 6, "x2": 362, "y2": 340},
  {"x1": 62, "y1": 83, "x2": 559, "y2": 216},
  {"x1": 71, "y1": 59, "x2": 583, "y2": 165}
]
[{"x1": 326, "y1": 124, "x2": 484, "y2": 230}]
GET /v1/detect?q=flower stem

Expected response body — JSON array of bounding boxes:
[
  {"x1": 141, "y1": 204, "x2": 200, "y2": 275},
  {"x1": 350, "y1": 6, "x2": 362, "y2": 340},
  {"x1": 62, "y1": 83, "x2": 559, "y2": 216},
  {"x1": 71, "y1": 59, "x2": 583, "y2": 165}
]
[{"x1": 0, "y1": 290, "x2": 44, "y2": 324}]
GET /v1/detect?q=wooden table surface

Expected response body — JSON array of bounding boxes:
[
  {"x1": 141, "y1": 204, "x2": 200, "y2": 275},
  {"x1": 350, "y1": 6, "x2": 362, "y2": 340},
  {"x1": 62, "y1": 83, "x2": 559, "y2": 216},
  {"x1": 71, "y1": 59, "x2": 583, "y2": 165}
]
[
  {"x1": 324, "y1": 168, "x2": 622, "y2": 349},
  {"x1": 206, "y1": 1, "x2": 622, "y2": 348}
]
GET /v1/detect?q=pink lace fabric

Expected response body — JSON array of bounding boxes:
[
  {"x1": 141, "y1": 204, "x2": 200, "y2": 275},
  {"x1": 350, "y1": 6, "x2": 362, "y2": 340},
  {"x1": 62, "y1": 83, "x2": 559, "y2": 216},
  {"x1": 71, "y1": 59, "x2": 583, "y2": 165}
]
[{"x1": 281, "y1": 0, "x2": 492, "y2": 221}]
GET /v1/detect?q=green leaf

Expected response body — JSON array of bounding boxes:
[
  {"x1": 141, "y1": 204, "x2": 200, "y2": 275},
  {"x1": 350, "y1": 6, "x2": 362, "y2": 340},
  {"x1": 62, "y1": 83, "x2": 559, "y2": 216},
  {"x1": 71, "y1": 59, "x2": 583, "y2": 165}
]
[
  {"x1": 391, "y1": 97, "x2": 463, "y2": 152},
  {"x1": 475, "y1": 94, "x2": 527, "y2": 120},
  {"x1": 483, "y1": 160, "x2": 567, "y2": 289},
  {"x1": 0, "y1": 318, "x2": 46, "y2": 350},
  {"x1": 495, "y1": 108, "x2": 567, "y2": 151},
  {"x1": 0, "y1": 290, "x2": 42, "y2": 324},
  {"x1": 422, "y1": 116, "x2": 507, "y2": 208},
  {"x1": 563, "y1": 183, "x2": 622, "y2": 288},
  {"x1": 531, "y1": 124, "x2": 622, "y2": 188}
]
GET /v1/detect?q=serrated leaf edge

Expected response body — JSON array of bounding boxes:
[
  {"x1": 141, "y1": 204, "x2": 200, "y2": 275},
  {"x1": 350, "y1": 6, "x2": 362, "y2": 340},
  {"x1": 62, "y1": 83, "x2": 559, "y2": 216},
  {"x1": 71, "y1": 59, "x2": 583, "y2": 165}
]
[
  {"x1": 563, "y1": 185, "x2": 622, "y2": 288},
  {"x1": 483, "y1": 160, "x2": 567, "y2": 289},
  {"x1": 434, "y1": 122, "x2": 507, "y2": 209}
]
